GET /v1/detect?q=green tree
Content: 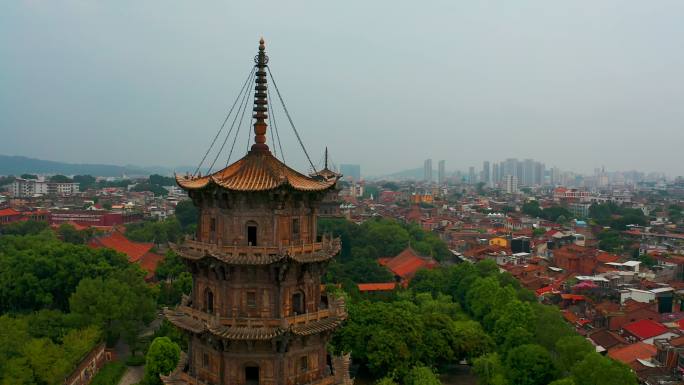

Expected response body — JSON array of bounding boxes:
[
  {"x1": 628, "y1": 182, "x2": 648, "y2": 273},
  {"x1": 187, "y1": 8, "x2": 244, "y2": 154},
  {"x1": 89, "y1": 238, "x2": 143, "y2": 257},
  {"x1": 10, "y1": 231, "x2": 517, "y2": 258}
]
[
  {"x1": 144, "y1": 337, "x2": 181, "y2": 385},
  {"x1": 0, "y1": 232, "x2": 129, "y2": 312},
  {"x1": 404, "y1": 366, "x2": 441, "y2": 385},
  {"x1": 376, "y1": 377, "x2": 398, "y2": 385},
  {"x1": 156, "y1": 250, "x2": 185, "y2": 281},
  {"x1": 473, "y1": 353, "x2": 507, "y2": 385},
  {"x1": 132, "y1": 182, "x2": 169, "y2": 196},
  {"x1": 22, "y1": 338, "x2": 71, "y2": 385},
  {"x1": 0, "y1": 176, "x2": 16, "y2": 187},
  {"x1": 149, "y1": 174, "x2": 176, "y2": 186},
  {"x1": 69, "y1": 274, "x2": 155, "y2": 345},
  {"x1": 20, "y1": 174, "x2": 38, "y2": 179},
  {"x1": 0, "y1": 220, "x2": 49, "y2": 236},
  {"x1": 549, "y1": 379, "x2": 575, "y2": 385},
  {"x1": 158, "y1": 272, "x2": 192, "y2": 306},
  {"x1": 532, "y1": 304, "x2": 574, "y2": 351},
  {"x1": 1, "y1": 357, "x2": 35, "y2": 385},
  {"x1": 570, "y1": 353, "x2": 637, "y2": 385},
  {"x1": 174, "y1": 200, "x2": 198, "y2": 230},
  {"x1": 555, "y1": 336, "x2": 593, "y2": 374},
  {"x1": 57, "y1": 223, "x2": 94, "y2": 244},
  {"x1": 0, "y1": 315, "x2": 31, "y2": 375},
  {"x1": 452, "y1": 320, "x2": 494, "y2": 361},
  {"x1": 126, "y1": 218, "x2": 183, "y2": 244},
  {"x1": 522, "y1": 201, "x2": 543, "y2": 217},
  {"x1": 597, "y1": 230, "x2": 628, "y2": 253},
  {"x1": 73, "y1": 174, "x2": 97, "y2": 190},
  {"x1": 505, "y1": 344, "x2": 557, "y2": 385},
  {"x1": 49, "y1": 174, "x2": 72, "y2": 183}
]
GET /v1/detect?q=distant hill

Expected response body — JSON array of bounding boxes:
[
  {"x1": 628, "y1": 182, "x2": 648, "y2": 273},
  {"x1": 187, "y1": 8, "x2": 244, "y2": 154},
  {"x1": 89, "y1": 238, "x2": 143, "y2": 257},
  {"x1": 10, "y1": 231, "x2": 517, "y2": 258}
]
[{"x1": 0, "y1": 155, "x2": 180, "y2": 177}]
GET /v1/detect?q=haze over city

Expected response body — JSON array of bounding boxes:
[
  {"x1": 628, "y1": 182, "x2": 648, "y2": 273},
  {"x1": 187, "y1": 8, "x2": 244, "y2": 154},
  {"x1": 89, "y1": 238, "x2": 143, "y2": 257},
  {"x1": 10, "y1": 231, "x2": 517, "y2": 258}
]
[{"x1": 2, "y1": 0, "x2": 683, "y2": 176}]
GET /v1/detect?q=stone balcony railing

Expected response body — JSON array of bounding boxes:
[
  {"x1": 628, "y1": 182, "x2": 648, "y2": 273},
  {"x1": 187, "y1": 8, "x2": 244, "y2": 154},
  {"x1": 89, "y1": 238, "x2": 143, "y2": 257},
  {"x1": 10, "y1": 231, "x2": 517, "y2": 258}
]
[
  {"x1": 179, "y1": 234, "x2": 340, "y2": 258},
  {"x1": 176, "y1": 295, "x2": 346, "y2": 330}
]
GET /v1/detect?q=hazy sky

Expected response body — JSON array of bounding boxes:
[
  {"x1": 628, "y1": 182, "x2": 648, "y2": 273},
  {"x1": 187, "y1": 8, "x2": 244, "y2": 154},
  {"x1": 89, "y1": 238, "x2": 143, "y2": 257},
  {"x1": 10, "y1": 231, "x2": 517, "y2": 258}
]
[{"x1": 2, "y1": 1, "x2": 683, "y2": 177}]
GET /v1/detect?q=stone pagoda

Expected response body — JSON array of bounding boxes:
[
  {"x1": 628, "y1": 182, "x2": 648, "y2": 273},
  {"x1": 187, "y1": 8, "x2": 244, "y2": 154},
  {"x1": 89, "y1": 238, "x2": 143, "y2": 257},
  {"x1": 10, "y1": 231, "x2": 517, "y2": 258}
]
[{"x1": 163, "y1": 39, "x2": 351, "y2": 385}]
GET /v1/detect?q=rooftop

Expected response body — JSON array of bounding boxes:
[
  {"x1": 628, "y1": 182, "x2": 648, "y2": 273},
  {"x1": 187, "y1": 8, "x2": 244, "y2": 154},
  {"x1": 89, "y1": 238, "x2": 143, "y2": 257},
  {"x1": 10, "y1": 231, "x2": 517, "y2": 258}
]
[{"x1": 623, "y1": 319, "x2": 670, "y2": 340}]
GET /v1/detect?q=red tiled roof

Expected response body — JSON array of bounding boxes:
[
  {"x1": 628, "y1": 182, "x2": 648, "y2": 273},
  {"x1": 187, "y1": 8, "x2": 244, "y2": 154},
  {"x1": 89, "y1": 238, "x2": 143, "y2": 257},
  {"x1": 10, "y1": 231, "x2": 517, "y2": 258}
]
[
  {"x1": 88, "y1": 231, "x2": 154, "y2": 262},
  {"x1": 608, "y1": 342, "x2": 656, "y2": 364},
  {"x1": 623, "y1": 319, "x2": 670, "y2": 340},
  {"x1": 357, "y1": 283, "x2": 397, "y2": 292},
  {"x1": 0, "y1": 208, "x2": 22, "y2": 217},
  {"x1": 382, "y1": 247, "x2": 436, "y2": 279},
  {"x1": 589, "y1": 329, "x2": 625, "y2": 349},
  {"x1": 561, "y1": 294, "x2": 586, "y2": 301},
  {"x1": 597, "y1": 252, "x2": 620, "y2": 264},
  {"x1": 536, "y1": 286, "x2": 555, "y2": 296},
  {"x1": 138, "y1": 251, "x2": 163, "y2": 281}
]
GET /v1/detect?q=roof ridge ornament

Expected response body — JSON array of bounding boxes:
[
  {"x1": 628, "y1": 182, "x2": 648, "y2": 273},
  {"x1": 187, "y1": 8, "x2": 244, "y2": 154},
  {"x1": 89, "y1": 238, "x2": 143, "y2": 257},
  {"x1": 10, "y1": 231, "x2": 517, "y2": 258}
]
[{"x1": 251, "y1": 38, "x2": 270, "y2": 153}]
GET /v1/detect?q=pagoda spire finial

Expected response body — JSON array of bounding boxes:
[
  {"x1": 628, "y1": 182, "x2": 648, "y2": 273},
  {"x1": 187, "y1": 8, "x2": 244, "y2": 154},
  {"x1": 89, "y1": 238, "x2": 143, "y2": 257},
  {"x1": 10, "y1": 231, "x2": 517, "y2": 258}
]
[
  {"x1": 251, "y1": 38, "x2": 270, "y2": 152},
  {"x1": 324, "y1": 146, "x2": 329, "y2": 169}
]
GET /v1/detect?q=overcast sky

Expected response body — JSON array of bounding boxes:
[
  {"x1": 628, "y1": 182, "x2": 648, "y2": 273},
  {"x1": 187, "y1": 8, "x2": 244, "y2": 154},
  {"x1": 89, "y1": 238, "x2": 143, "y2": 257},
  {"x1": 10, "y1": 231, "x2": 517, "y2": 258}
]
[{"x1": 1, "y1": 1, "x2": 683, "y2": 177}]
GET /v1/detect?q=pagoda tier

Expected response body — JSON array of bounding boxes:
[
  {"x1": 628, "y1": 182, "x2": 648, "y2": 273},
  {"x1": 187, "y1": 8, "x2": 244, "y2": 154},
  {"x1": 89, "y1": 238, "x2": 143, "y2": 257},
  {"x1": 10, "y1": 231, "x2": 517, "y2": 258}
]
[
  {"x1": 164, "y1": 294, "x2": 346, "y2": 341},
  {"x1": 163, "y1": 353, "x2": 351, "y2": 385}
]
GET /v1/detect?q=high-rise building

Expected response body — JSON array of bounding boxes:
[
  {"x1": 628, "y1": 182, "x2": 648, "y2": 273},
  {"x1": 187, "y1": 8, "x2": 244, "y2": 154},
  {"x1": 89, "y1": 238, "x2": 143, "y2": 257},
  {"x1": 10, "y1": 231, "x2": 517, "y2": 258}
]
[
  {"x1": 164, "y1": 40, "x2": 351, "y2": 385},
  {"x1": 522, "y1": 159, "x2": 534, "y2": 186},
  {"x1": 504, "y1": 175, "x2": 519, "y2": 194},
  {"x1": 340, "y1": 164, "x2": 361, "y2": 181},
  {"x1": 492, "y1": 163, "x2": 500, "y2": 184},
  {"x1": 468, "y1": 166, "x2": 476, "y2": 184},
  {"x1": 482, "y1": 161, "x2": 490, "y2": 185},
  {"x1": 551, "y1": 167, "x2": 561, "y2": 186},
  {"x1": 503, "y1": 158, "x2": 518, "y2": 179},
  {"x1": 534, "y1": 161, "x2": 545, "y2": 185},
  {"x1": 438, "y1": 160, "x2": 446, "y2": 185},
  {"x1": 424, "y1": 159, "x2": 433, "y2": 183}
]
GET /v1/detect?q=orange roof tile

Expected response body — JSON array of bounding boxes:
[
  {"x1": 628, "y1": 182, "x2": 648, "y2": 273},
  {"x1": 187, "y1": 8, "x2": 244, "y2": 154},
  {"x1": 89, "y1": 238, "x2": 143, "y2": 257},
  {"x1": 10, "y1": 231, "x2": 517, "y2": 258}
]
[
  {"x1": 176, "y1": 151, "x2": 335, "y2": 192},
  {"x1": 608, "y1": 342, "x2": 656, "y2": 364},
  {"x1": 382, "y1": 247, "x2": 436, "y2": 279},
  {"x1": 89, "y1": 231, "x2": 154, "y2": 262},
  {"x1": 357, "y1": 283, "x2": 397, "y2": 292}
]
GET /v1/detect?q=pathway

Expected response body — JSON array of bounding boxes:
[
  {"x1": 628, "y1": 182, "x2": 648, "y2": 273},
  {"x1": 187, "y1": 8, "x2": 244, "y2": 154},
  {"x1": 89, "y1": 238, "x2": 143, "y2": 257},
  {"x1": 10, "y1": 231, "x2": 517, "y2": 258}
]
[{"x1": 117, "y1": 366, "x2": 144, "y2": 385}]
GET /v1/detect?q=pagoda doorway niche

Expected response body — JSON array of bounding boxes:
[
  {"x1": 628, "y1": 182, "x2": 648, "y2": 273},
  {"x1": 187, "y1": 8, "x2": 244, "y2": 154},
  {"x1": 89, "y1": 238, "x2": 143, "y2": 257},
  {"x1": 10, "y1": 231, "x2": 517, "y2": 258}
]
[
  {"x1": 246, "y1": 221, "x2": 258, "y2": 246},
  {"x1": 245, "y1": 364, "x2": 259, "y2": 385},
  {"x1": 292, "y1": 291, "x2": 305, "y2": 315},
  {"x1": 204, "y1": 288, "x2": 214, "y2": 314}
]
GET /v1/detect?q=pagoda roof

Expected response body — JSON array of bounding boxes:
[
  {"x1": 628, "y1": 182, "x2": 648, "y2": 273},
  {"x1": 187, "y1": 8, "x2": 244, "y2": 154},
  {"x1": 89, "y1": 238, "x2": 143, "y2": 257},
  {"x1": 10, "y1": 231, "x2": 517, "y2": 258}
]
[
  {"x1": 176, "y1": 150, "x2": 335, "y2": 193},
  {"x1": 164, "y1": 308, "x2": 343, "y2": 341},
  {"x1": 208, "y1": 324, "x2": 285, "y2": 340},
  {"x1": 291, "y1": 316, "x2": 343, "y2": 336},
  {"x1": 165, "y1": 309, "x2": 206, "y2": 334},
  {"x1": 311, "y1": 167, "x2": 340, "y2": 182}
]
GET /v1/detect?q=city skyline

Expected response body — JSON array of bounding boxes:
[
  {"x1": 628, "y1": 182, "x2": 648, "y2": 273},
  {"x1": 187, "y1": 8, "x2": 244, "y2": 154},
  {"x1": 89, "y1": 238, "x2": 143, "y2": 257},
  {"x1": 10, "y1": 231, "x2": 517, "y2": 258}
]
[{"x1": 2, "y1": 1, "x2": 684, "y2": 176}]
